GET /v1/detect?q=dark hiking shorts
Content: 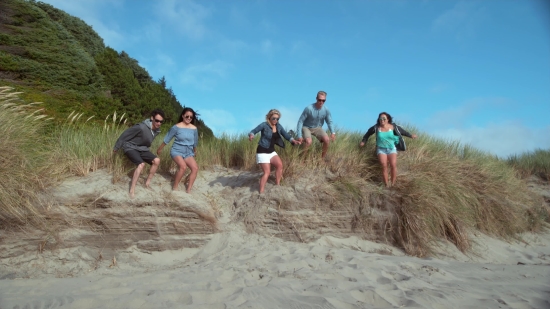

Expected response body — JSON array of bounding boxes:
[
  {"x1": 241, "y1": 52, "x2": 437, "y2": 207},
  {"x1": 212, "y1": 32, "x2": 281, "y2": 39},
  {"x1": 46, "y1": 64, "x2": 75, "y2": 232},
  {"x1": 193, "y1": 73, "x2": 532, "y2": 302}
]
[{"x1": 124, "y1": 149, "x2": 157, "y2": 165}]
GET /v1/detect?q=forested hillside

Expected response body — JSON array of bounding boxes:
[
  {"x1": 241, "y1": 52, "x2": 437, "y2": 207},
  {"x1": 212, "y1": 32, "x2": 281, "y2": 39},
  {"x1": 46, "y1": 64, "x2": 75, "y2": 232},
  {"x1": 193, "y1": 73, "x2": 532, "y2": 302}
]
[{"x1": 0, "y1": 0, "x2": 213, "y2": 137}]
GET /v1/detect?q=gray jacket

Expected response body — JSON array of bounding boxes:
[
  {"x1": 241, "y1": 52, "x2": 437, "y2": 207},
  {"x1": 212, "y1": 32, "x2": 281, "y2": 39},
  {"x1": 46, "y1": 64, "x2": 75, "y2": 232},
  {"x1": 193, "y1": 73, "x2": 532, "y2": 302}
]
[
  {"x1": 249, "y1": 122, "x2": 295, "y2": 149},
  {"x1": 113, "y1": 119, "x2": 161, "y2": 153}
]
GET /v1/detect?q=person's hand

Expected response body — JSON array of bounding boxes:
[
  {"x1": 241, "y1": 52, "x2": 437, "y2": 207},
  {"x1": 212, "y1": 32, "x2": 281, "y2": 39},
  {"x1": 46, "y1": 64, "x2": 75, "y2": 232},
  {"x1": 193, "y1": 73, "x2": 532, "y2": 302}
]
[
  {"x1": 330, "y1": 133, "x2": 336, "y2": 142},
  {"x1": 296, "y1": 137, "x2": 303, "y2": 143},
  {"x1": 412, "y1": 134, "x2": 417, "y2": 139},
  {"x1": 292, "y1": 139, "x2": 301, "y2": 145},
  {"x1": 249, "y1": 134, "x2": 254, "y2": 141},
  {"x1": 359, "y1": 142, "x2": 365, "y2": 147},
  {"x1": 156, "y1": 148, "x2": 162, "y2": 156}
]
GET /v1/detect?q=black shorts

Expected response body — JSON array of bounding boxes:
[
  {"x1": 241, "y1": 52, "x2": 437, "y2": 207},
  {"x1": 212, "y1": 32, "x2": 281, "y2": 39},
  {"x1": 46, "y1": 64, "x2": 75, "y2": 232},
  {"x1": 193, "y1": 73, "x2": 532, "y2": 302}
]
[{"x1": 124, "y1": 149, "x2": 157, "y2": 165}]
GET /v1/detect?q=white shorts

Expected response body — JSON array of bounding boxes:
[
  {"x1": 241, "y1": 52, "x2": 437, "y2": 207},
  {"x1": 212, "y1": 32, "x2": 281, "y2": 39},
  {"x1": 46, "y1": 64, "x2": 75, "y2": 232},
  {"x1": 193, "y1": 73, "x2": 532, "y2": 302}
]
[{"x1": 256, "y1": 152, "x2": 278, "y2": 164}]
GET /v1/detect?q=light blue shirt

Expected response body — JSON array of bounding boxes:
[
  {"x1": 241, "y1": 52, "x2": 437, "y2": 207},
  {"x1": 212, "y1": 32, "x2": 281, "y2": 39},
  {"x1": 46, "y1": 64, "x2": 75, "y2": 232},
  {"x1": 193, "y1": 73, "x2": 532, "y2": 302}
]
[
  {"x1": 296, "y1": 104, "x2": 335, "y2": 138},
  {"x1": 163, "y1": 126, "x2": 198, "y2": 151}
]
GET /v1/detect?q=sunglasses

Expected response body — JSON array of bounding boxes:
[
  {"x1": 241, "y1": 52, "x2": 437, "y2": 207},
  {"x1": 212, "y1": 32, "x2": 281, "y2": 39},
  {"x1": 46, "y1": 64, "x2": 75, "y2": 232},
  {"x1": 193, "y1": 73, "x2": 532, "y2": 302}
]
[
  {"x1": 271, "y1": 117, "x2": 279, "y2": 121},
  {"x1": 379, "y1": 117, "x2": 387, "y2": 121},
  {"x1": 184, "y1": 115, "x2": 193, "y2": 119},
  {"x1": 317, "y1": 99, "x2": 326, "y2": 102},
  {"x1": 153, "y1": 118, "x2": 164, "y2": 123}
]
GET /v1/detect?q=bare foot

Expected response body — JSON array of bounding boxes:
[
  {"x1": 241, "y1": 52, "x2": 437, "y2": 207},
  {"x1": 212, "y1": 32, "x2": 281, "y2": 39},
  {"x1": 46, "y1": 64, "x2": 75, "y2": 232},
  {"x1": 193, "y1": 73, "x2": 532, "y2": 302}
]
[
  {"x1": 145, "y1": 179, "x2": 151, "y2": 188},
  {"x1": 129, "y1": 190, "x2": 135, "y2": 199}
]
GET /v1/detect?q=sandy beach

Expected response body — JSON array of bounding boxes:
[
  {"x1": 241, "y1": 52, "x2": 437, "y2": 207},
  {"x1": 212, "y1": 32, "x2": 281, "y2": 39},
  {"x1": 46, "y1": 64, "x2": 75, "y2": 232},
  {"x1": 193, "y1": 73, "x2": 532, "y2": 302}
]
[{"x1": 1, "y1": 167, "x2": 549, "y2": 309}]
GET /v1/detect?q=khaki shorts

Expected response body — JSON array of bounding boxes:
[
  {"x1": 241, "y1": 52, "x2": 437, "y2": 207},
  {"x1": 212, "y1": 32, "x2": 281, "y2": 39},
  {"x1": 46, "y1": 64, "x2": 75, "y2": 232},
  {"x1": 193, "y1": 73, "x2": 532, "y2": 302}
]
[{"x1": 302, "y1": 127, "x2": 328, "y2": 141}]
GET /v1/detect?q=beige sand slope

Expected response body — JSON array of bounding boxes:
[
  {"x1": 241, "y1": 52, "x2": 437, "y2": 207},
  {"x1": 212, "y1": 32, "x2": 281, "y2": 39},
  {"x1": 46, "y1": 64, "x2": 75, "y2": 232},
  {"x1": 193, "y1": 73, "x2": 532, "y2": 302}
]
[{"x1": 1, "y1": 168, "x2": 550, "y2": 309}]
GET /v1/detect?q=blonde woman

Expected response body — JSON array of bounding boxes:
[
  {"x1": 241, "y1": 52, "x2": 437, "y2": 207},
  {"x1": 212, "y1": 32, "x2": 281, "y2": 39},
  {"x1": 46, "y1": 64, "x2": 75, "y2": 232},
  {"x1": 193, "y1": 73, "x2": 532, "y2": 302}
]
[{"x1": 249, "y1": 109, "x2": 301, "y2": 193}]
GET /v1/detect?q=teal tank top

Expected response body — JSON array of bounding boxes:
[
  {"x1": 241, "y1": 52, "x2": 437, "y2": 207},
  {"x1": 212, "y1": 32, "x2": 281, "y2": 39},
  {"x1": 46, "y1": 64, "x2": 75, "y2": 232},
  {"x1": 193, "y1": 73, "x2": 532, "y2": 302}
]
[{"x1": 376, "y1": 129, "x2": 399, "y2": 149}]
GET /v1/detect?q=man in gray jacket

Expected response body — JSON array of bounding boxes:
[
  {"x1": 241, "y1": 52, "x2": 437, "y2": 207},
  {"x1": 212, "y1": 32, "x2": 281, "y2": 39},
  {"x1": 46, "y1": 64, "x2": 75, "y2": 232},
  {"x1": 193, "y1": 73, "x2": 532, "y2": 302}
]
[
  {"x1": 113, "y1": 109, "x2": 165, "y2": 198},
  {"x1": 296, "y1": 91, "x2": 336, "y2": 159}
]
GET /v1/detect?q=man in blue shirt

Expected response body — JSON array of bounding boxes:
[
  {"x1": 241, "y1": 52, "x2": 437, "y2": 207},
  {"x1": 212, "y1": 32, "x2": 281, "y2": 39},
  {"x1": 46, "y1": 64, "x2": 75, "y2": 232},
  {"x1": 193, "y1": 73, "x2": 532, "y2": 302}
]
[{"x1": 296, "y1": 91, "x2": 336, "y2": 159}]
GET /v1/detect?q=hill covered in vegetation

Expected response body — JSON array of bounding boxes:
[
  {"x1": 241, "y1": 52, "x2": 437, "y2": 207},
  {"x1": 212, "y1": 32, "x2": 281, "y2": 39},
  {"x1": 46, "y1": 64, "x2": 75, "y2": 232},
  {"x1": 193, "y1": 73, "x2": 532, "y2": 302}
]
[{"x1": 0, "y1": 0, "x2": 213, "y2": 137}]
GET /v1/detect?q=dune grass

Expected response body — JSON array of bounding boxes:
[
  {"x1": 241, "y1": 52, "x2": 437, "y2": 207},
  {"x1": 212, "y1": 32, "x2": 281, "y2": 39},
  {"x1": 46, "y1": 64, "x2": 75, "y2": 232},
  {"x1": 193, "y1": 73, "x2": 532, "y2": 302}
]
[
  {"x1": 507, "y1": 149, "x2": 550, "y2": 181},
  {"x1": 0, "y1": 87, "x2": 53, "y2": 226},
  {"x1": 1, "y1": 88, "x2": 548, "y2": 256}
]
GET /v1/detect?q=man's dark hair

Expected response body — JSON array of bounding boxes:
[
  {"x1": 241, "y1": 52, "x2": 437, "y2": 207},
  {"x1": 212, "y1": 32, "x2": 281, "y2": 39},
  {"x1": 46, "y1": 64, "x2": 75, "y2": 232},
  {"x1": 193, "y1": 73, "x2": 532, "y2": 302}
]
[{"x1": 151, "y1": 109, "x2": 166, "y2": 119}]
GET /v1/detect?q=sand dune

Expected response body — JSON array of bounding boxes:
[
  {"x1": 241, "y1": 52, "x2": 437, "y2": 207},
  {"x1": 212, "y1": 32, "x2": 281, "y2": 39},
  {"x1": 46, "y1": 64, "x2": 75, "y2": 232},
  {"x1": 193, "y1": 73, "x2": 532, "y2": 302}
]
[{"x1": 1, "y1": 168, "x2": 549, "y2": 309}]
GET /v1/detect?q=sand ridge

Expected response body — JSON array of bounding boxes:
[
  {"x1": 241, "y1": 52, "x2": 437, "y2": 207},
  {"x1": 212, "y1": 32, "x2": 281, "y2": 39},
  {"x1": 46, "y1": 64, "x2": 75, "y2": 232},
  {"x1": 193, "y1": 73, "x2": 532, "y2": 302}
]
[{"x1": 1, "y1": 167, "x2": 550, "y2": 308}]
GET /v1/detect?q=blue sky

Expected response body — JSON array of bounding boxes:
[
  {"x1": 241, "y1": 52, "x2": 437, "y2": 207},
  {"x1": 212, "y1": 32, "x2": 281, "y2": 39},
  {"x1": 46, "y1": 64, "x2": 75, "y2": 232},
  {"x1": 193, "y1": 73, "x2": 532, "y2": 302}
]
[{"x1": 41, "y1": 0, "x2": 550, "y2": 157}]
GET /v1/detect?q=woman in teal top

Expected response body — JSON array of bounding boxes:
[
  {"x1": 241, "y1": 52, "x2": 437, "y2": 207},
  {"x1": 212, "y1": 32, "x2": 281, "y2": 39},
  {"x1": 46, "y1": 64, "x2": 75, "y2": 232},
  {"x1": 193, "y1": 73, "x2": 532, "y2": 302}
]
[
  {"x1": 157, "y1": 108, "x2": 199, "y2": 193},
  {"x1": 359, "y1": 112, "x2": 417, "y2": 187}
]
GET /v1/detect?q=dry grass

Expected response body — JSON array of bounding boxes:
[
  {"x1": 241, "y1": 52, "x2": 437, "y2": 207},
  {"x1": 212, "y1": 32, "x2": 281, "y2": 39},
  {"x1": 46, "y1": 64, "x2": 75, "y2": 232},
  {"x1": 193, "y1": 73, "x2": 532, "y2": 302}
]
[
  {"x1": 1, "y1": 89, "x2": 547, "y2": 257},
  {"x1": 0, "y1": 87, "x2": 52, "y2": 225},
  {"x1": 507, "y1": 149, "x2": 550, "y2": 181}
]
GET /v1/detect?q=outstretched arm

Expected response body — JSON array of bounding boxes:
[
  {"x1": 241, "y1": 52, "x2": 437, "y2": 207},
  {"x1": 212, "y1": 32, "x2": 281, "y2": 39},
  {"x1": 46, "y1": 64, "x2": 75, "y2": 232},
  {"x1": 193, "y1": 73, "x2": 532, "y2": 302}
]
[
  {"x1": 296, "y1": 107, "x2": 309, "y2": 139},
  {"x1": 325, "y1": 109, "x2": 336, "y2": 141},
  {"x1": 249, "y1": 123, "x2": 264, "y2": 141},
  {"x1": 156, "y1": 142, "x2": 167, "y2": 155},
  {"x1": 359, "y1": 126, "x2": 376, "y2": 146},
  {"x1": 395, "y1": 125, "x2": 417, "y2": 139},
  {"x1": 279, "y1": 125, "x2": 301, "y2": 145}
]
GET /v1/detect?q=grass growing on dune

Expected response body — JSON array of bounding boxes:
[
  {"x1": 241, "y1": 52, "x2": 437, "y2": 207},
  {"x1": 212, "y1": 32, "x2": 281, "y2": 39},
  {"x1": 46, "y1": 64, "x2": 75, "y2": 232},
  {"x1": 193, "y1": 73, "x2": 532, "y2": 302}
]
[
  {"x1": 507, "y1": 149, "x2": 550, "y2": 181},
  {"x1": 51, "y1": 111, "x2": 128, "y2": 177},
  {"x1": 1, "y1": 88, "x2": 548, "y2": 257},
  {"x1": 385, "y1": 136, "x2": 546, "y2": 256},
  {"x1": 0, "y1": 87, "x2": 52, "y2": 225}
]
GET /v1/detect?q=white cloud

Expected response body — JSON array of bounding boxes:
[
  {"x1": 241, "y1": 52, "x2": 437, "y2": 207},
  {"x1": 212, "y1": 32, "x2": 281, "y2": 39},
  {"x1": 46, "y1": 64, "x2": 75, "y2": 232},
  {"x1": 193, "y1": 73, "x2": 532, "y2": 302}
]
[
  {"x1": 430, "y1": 97, "x2": 513, "y2": 127},
  {"x1": 432, "y1": 1, "x2": 485, "y2": 42},
  {"x1": 199, "y1": 109, "x2": 239, "y2": 136},
  {"x1": 218, "y1": 38, "x2": 249, "y2": 56},
  {"x1": 260, "y1": 19, "x2": 277, "y2": 34},
  {"x1": 430, "y1": 83, "x2": 450, "y2": 93},
  {"x1": 289, "y1": 41, "x2": 309, "y2": 55},
  {"x1": 154, "y1": 0, "x2": 211, "y2": 40},
  {"x1": 260, "y1": 39, "x2": 274, "y2": 55},
  {"x1": 39, "y1": 0, "x2": 125, "y2": 48},
  {"x1": 273, "y1": 106, "x2": 302, "y2": 134},
  {"x1": 433, "y1": 123, "x2": 550, "y2": 158},
  {"x1": 180, "y1": 60, "x2": 233, "y2": 90}
]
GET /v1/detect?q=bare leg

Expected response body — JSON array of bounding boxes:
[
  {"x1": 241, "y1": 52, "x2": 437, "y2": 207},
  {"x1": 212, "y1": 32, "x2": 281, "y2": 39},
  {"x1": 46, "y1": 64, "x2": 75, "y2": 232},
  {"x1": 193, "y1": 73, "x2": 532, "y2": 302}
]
[
  {"x1": 183, "y1": 156, "x2": 199, "y2": 193},
  {"x1": 145, "y1": 157, "x2": 160, "y2": 188},
  {"x1": 320, "y1": 135, "x2": 330, "y2": 159},
  {"x1": 301, "y1": 137, "x2": 313, "y2": 159},
  {"x1": 259, "y1": 163, "x2": 271, "y2": 193},
  {"x1": 388, "y1": 153, "x2": 398, "y2": 186},
  {"x1": 172, "y1": 156, "x2": 188, "y2": 190},
  {"x1": 270, "y1": 155, "x2": 283, "y2": 185},
  {"x1": 378, "y1": 154, "x2": 389, "y2": 187},
  {"x1": 130, "y1": 163, "x2": 145, "y2": 198}
]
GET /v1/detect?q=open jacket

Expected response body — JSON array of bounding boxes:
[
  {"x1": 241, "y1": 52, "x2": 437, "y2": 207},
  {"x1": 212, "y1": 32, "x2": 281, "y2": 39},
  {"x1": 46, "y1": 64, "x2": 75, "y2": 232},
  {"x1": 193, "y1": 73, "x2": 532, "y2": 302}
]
[
  {"x1": 249, "y1": 122, "x2": 295, "y2": 149},
  {"x1": 361, "y1": 123, "x2": 413, "y2": 144}
]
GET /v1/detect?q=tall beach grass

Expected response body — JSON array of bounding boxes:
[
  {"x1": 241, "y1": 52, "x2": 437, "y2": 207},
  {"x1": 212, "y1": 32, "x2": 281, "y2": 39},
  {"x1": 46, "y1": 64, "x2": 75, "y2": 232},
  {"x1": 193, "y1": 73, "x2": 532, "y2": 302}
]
[
  {"x1": 1, "y1": 88, "x2": 548, "y2": 256},
  {"x1": 0, "y1": 87, "x2": 52, "y2": 225}
]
